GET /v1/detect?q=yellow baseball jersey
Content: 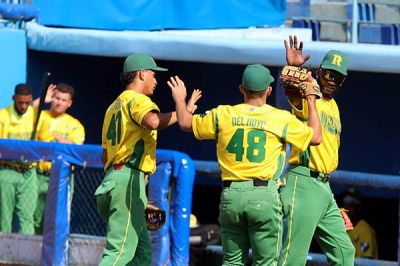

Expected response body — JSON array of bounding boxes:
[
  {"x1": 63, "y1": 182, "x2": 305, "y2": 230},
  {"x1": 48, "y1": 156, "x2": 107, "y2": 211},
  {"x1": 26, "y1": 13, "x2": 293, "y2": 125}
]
[
  {"x1": 348, "y1": 219, "x2": 378, "y2": 259},
  {"x1": 36, "y1": 110, "x2": 85, "y2": 171},
  {"x1": 102, "y1": 90, "x2": 159, "y2": 173},
  {"x1": 0, "y1": 104, "x2": 35, "y2": 139},
  {"x1": 192, "y1": 104, "x2": 314, "y2": 181},
  {"x1": 0, "y1": 105, "x2": 36, "y2": 167},
  {"x1": 288, "y1": 98, "x2": 341, "y2": 174}
]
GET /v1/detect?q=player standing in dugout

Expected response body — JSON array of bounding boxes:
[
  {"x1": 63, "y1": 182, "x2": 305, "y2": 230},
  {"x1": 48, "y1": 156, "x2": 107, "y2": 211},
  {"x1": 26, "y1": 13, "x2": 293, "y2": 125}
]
[
  {"x1": 278, "y1": 35, "x2": 355, "y2": 266},
  {"x1": 167, "y1": 63, "x2": 322, "y2": 265},
  {"x1": 95, "y1": 53, "x2": 201, "y2": 266},
  {"x1": 32, "y1": 83, "x2": 85, "y2": 234},
  {"x1": 0, "y1": 84, "x2": 38, "y2": 235}
]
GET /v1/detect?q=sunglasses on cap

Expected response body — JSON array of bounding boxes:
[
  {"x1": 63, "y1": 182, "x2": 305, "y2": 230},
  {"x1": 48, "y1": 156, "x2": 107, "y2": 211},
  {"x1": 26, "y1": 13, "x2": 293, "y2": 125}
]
[{"x1": 321, "y1": 69, "x2": 346, "y2": 86}]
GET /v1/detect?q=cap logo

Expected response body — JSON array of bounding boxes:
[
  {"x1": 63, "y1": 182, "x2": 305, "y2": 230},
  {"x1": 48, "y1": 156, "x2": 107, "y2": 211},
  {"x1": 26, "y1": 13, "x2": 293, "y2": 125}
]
[{"x1": 331, "y1": 54, "x2": 342, "y2": 66}]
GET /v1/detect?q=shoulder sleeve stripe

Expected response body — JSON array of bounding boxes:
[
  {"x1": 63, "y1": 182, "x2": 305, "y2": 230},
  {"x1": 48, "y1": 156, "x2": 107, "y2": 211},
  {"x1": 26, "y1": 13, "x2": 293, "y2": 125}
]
[
  {"x1": 215, "y1": 111, "x2": 219, "y2": 144},
  {"x1": 282, "y1": 124, "x2": 288, "y2": 144}
]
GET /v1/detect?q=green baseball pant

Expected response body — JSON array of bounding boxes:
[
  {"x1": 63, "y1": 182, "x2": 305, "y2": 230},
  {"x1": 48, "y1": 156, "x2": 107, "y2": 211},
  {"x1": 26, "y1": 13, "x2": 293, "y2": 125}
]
[
  {"x1": 95, "y1": 164, "x2": 151, "y2": 266},
  {"x1": 219, "y1": 179, "x2": 281, "y2": 266},
  {"x1": 34, "y1": 172, "x2": 50, "y2": 234},
  {"x1": 0, "y1": 167, "x2": 37, "y2": 235},
  {"x1": 278, "y1": 165, "x2": 355, "y2": 266}
]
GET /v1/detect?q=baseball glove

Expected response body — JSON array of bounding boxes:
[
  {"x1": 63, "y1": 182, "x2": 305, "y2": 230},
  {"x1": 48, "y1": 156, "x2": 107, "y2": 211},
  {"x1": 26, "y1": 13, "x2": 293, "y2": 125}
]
[
  {"x1": 279, "y1": 66, "x2": 322, "y2": 99},
  {"x1": 145, "y1": 203, "x2": 166, "y2": 231},
  {"x1": 339, "y1": 208, "x2": 354, "y2": 231}
]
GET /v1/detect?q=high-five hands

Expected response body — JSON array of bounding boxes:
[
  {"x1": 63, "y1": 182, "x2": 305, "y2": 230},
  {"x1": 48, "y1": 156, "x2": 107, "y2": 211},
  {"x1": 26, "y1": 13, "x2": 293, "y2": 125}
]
[
  {"x1": 168, "y1": 76, "x2": 202, "y2": 114},
  {"x1": 284, "y1": 35, "x2": 311, "y2": 67},
  {"x1": 167, "y1": 76, "x2": 187, "y2": 102},
  {"x1": 187, "y1": 89, "x2": 202, "y2": 114}
]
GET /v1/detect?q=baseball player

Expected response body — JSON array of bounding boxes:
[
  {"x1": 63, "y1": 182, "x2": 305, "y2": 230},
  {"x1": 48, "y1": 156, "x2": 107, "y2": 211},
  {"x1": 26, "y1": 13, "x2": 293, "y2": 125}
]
[
  {"x1": 278, "y1": 35, "x2": 355, "y2": 266},
  {"x1": 167, "y1": 64, "x2": 322, "y2": 265},
  {"x1": 0, "y1": 84, "x2": 38, "y2": 234},
  {"x1": 342, "y1": 189, "x2": 378, "y2": 259},
  {"x1": 33, "y1": 83, "x2": 85, "y2": 234},
  {"x1": 95, "y1": 53, "x2": 201, "y2": 265}
]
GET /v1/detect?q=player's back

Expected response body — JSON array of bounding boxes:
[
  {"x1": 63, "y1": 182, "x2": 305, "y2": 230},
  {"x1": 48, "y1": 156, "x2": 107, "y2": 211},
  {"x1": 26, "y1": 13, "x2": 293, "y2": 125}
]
[{"x1": 213, "y1": 103, "x2": 299, "y2": 181}]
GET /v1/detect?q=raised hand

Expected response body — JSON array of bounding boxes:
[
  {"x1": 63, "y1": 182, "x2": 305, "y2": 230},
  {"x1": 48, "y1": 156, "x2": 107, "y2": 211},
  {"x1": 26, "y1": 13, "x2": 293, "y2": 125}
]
[
  {"x1": 284, "y1": 35, "x2": 311, "y2": 67},
  {"x1": 187, "y1": 89, "x2": 202, "y2": 114},
  {"x1": 167, "y1": 76, "x2": 187, "y2": 102},
  {"x1": 45, "y1": 84, "x2": 57, "y2": 103}
]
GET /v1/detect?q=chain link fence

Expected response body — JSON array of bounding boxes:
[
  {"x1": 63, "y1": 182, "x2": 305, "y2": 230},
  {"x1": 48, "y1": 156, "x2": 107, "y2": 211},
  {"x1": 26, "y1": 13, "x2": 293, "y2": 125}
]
[{"x1": 71, "y1": 166, "x2": 106, "y2": 237}]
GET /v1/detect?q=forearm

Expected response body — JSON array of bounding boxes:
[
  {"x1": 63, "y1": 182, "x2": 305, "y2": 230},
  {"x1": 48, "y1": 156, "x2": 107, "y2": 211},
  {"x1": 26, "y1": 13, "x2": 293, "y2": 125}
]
[
  {"x1": 175, "y1": 99, "x2": 193, "y2": 132},
  {"x1": 157, "y1": 112, "x2": 177, "y2": 129},
  {"x1": 306, "y1": 97, "x2": 322, "y2": 145},
  {"x1": 32, "y1": 98, "x2": 40, "y2": 108}
]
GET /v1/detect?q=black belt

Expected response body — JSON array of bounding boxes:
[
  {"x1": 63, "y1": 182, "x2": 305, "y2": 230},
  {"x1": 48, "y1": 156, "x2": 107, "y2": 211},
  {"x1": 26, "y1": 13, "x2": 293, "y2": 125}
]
[
  {"x1": 223, "y1": 179, "x2": 269, "y2": 188},
  {"x1": 0, "y1": 163, "x2": 33, "y2": 173},
  {"x1": 310, "y1": 170, "x2": 330, "y2": 183}
]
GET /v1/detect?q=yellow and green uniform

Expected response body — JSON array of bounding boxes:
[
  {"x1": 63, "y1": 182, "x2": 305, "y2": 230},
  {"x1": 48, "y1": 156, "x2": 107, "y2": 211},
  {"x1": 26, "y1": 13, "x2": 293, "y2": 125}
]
[
  {"x1": 348, "y1": 219, "x2": 378, "y2": 259},
  {"x1": 34, "y1": 110, "x2": 85, "y2": 234},
  {"x1": 192, "y1": 103, "x2": 313, "y2": 265},
  {"x1": 279, "y1": 98, "x2": 355, "y2": 266},
  {"x1": 0, "y1": 104, "x2": 38, "y2": 235},
  {"x1": 95, "y1": 90, "x2": 158, "y2": 266}
]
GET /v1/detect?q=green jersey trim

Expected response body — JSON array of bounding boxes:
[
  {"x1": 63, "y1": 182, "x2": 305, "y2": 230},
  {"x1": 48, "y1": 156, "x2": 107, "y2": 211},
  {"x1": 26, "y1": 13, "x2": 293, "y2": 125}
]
[
  {"x1": 299, "y1": 146, "x2": 311, "y2": 167},
  {"x1": 127, "y1": 139, "x2": 145, "y2": 170},
  {"x1": 282, "y1": 124, "x2": 288, "y2": 144},
  {"x1": 273, "y1": 153, "x2": 285, "y2": 180},
  {"x1": 295, "y1": 115, "x2": 309, "y2": 122}
]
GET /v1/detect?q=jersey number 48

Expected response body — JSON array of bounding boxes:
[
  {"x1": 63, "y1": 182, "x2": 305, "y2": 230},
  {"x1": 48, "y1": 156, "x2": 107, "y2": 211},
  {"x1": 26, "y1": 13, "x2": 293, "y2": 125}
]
[{"x1": 226, "y1": 128, "x2": 266, "y2": 163}]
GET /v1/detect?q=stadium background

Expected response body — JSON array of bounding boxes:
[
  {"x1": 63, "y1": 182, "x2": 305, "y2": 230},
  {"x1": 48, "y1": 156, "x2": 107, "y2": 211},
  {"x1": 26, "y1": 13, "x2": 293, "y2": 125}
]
[{"x1": 1, "y1": 0, "x2": 400, "y2": 265}]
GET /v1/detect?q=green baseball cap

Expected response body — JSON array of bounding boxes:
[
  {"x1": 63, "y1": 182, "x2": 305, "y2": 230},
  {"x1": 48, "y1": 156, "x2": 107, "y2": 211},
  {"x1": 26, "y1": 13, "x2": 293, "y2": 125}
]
[
  {"x1": 123, "y1": 53, "x2": 168, "y2": 73},
  {"x1": 242, "y1": 64, "x2": 274, "y2": 92},
  {"x1": 320, "y1": 50, "x2": 349, "y2": 76}
]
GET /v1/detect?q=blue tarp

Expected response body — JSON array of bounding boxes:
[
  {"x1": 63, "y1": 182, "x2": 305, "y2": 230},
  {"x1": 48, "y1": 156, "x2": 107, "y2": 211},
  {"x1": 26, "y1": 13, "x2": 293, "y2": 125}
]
[{"x1": 32, "y1": 0, "x2": 286, "y2": 30}]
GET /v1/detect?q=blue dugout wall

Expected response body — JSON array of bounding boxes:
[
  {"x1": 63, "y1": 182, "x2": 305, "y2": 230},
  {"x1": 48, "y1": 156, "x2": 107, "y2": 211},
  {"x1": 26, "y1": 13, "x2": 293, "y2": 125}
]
[
  {"x1": 0, "y1": 139, "x2": 195, "y2": 266},
  {"x1": 0, "y1": 28, "x2": 26, "y2": 109}
]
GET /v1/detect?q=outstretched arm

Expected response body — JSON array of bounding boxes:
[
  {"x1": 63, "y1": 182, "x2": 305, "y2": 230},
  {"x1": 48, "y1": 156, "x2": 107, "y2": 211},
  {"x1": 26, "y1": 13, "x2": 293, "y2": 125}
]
[
  {"x1": 305, "y1": 95, "x2": 322, "y2": 145},
  {"x1": 283, "y1": 35, "x2": 312, "y2": 108},
  {"x1": 141, "y1": 85, "x2": 202, "y2": 131},
  {"x1": 142, "y1": 111, "x2": 177, "y2": 130},
  {"x1": 167, "y1": 76, "x2": 197, "y2": 132}
]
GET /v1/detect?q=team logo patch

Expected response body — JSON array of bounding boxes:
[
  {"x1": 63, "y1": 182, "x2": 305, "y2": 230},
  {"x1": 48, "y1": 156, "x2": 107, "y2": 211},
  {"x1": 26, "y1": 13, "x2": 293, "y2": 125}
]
[{"x1": 332, "y1": 54, "x2": 342, "y2": 66}]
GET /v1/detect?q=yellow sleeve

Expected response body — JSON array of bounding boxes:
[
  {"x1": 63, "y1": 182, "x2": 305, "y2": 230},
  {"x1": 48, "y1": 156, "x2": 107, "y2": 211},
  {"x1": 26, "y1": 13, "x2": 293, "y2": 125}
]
[
  {"x1": 129, "y1": 95, "x2": 160, "y2": 126},
  {"x1": 192, "y1": 108, "x2": 217, "y2": 140},
  {"x1": 285, "y1": 114, "x2": 314, "y2": 152},
  {"x1": 70, "y1": 121, "x2": 85, "y2": 144},
  {"x1": 290, "y1": 99, "x2": 309, "y2": 122}
]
